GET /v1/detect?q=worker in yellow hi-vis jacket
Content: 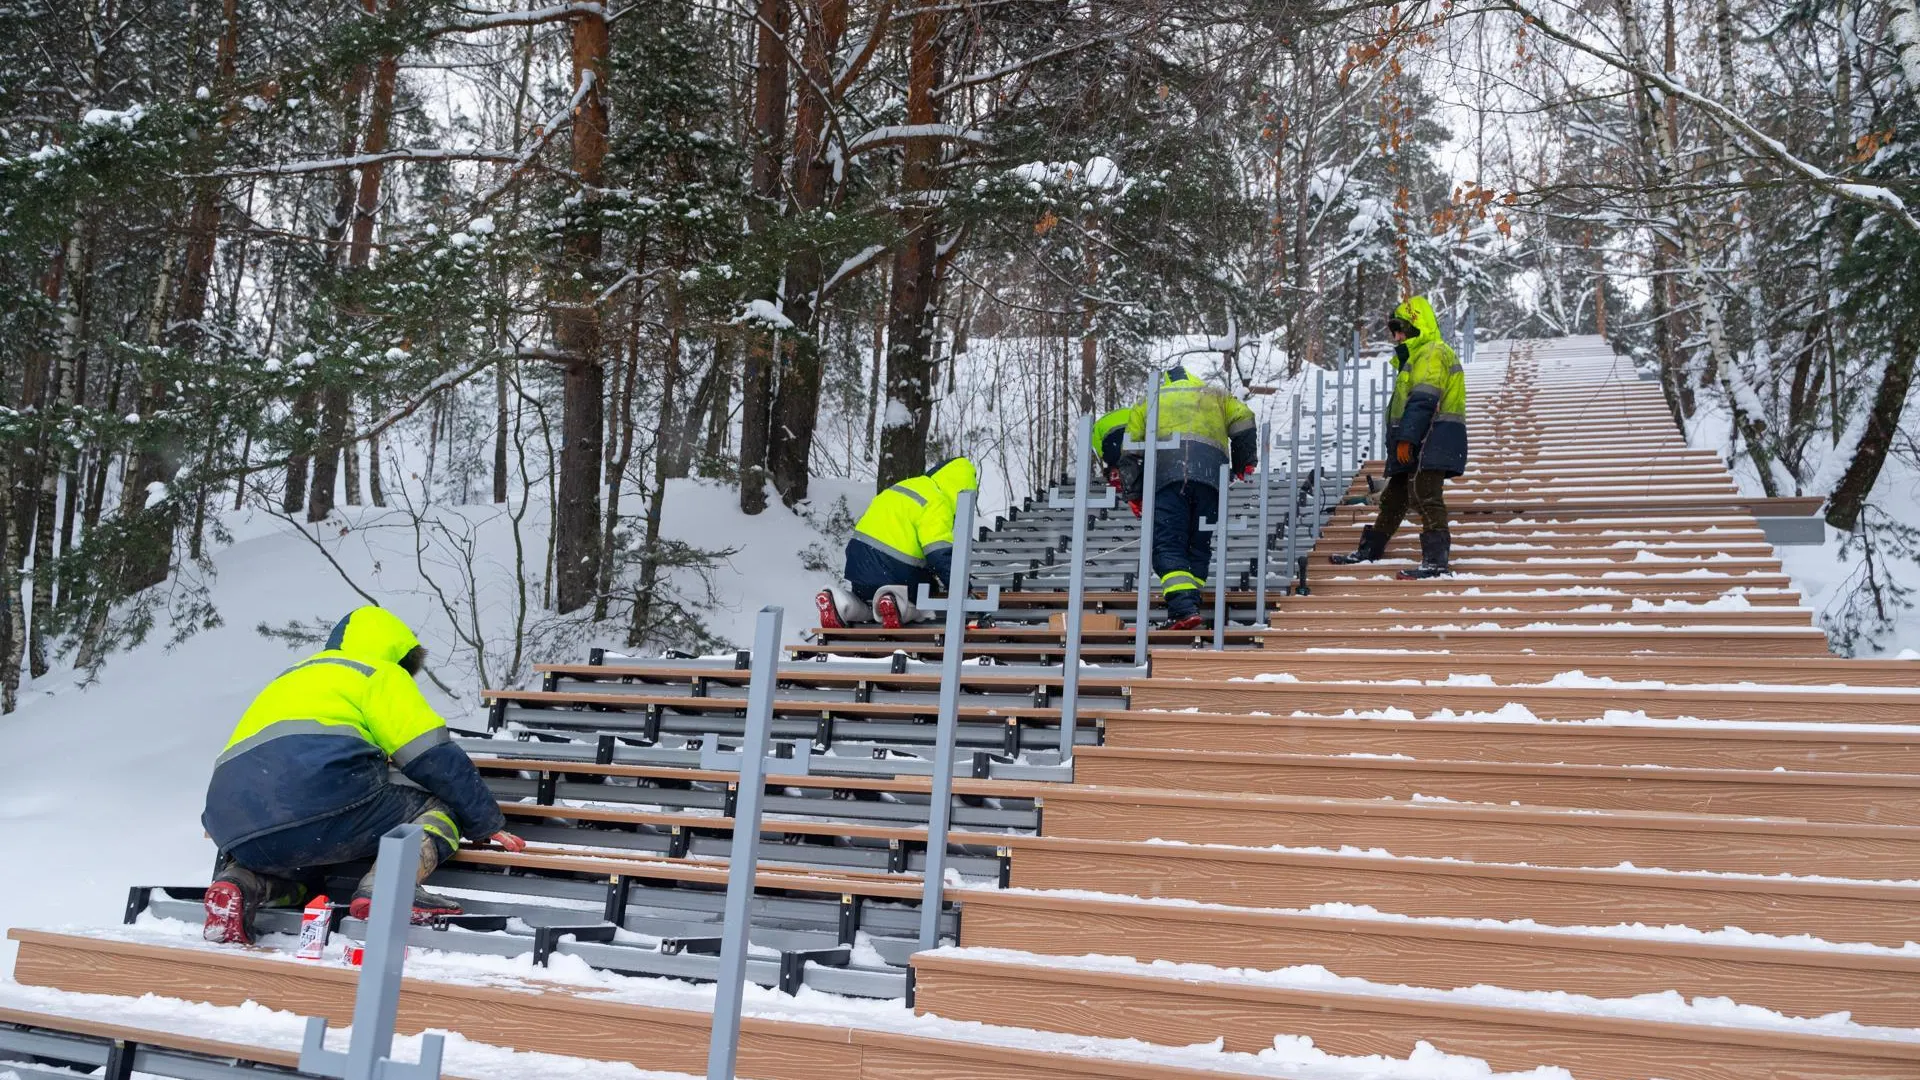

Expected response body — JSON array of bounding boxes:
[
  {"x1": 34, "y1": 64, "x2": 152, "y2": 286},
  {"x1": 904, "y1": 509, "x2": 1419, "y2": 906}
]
[
  {"x1": 1121, "y1": 367, "x2": 1258, "y2": 629},
  {"x1": 817, "y1": 457, "x2": 979, "y2": 630},
  {"x1": 200, "y1": 606, "x2": 525, "y2": 945},
  {"x1": 1330, "y1": 295, "x2": 1468, "y2": 578}
]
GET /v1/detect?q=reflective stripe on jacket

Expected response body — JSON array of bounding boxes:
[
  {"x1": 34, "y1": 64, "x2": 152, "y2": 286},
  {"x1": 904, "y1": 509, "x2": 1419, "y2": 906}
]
[
  {"x1": 201, "y1": 606, "x2": 505, "y2": 853},
  {"x1": 851, "y1": 457, "x2": 979, "y2": 586},
  {"x1": 1386, "y1": 296, "x2": 1469, "y2": 477},
  {"x1": 1125, "y1": 370, "x2": 1258, "y2": 488}
]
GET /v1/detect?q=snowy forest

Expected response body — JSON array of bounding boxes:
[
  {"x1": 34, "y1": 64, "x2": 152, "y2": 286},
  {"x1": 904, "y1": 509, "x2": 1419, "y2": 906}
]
[{"x1": 3, "y1": 0, "x2": 1919, "y2": 708}]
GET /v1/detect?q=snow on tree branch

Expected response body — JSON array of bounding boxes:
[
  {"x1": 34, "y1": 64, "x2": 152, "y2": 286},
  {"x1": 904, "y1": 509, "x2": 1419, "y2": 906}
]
[
  {"x1": 473, "y1": 70, "x2": 596, "y2": 208},
  {"x1": 208, "y1": 146, "x2": 522, "y2": 178},
  {"x1": 435, "y1": 3, "x2": 606, "y2": 33},
  {"x1": 1495, "y1": 0, "x2": 1920, "y2": 239},
  {"x1": 844, "y1": 123, "x2": 990, "y2": 157}
]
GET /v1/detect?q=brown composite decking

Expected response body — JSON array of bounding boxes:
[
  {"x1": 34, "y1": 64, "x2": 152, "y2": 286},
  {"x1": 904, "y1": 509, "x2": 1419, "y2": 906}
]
[{"x1": 11, "y1": 339, "x2": 1919, "y2": 1078}]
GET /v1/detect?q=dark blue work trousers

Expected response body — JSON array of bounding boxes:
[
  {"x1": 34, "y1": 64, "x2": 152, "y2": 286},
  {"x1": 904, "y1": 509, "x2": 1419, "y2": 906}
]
[
  {"x1": 1152, "y1": 481, "x2": 1217, "y2": 619},
  {"x1": 843, "y1": 538, "x2": 941, "y2": 605},
  {"x1": 226, "y1": 784, "x2": 451, "y2": 878}
]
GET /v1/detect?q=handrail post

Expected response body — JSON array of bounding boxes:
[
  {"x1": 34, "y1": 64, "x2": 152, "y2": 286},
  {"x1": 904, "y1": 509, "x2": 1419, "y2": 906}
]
[
  {"x1": 1047, "y1": 414, "x2": 1113, "y2": 761},
  {"x1": 704, "y1": 608, "x2": 788, "y2": 1080},
  {"x1": 914, "y1": 491, "x2": 998, "y2": 953},
  {"x1": 1124, "y1": 369, "x2": 1181, "y2": 666}
]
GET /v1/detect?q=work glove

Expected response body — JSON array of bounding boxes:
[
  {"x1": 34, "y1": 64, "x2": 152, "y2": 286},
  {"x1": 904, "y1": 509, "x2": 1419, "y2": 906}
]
[
  {"x1": 1128, "y1": 498, "x2": 1142, "y2": 518},
  {"x1": 489, "y1": 831, "x2": 528, "y2": 854},
  {"x1": 1234, "y1": 463, "x2": 1256, "y2": 482},
  {"x1": 1106, "y1": 467, "x2": 1125, "y2": 491},
  {"x1": 1394, "y1": 441, "x2": 1415, "y2": 466}
]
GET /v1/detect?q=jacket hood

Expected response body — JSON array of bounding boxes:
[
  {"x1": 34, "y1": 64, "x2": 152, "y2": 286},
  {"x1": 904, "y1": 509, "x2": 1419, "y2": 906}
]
[
  {"x1": 930, "y1": 457, "x2": 979, "y2": 498},
  {"x1": 324, "y1": 606, "x2": 422, "y2": 667},
  {"x1": 1392, "y1": 295, "x2": 1442, "y2": 341}
]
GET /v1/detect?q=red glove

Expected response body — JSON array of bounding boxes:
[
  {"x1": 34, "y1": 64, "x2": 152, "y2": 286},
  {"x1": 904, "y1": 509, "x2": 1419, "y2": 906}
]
[
  {"x1": 489, "y1": 831, "x2": 528, "y2": 853},
  {"x1": 1235, "y1": 463, "x2": 1256, "y2": 482},
  {"x1": 1394, "y1": 442, "x2": 1414, "y2": 465},
  {"x1": 1128, "y1": 498, "x2": 1142, "y2": 518},
  {"x1": 1106, "y1": 467, "x2": 1124, "y2": 491}
]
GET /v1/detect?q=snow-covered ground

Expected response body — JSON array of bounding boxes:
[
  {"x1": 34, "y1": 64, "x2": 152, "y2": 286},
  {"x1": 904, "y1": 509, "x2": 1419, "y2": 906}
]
[{"x1": 0, "y1": 477, "x2": 851, "y2": 971}]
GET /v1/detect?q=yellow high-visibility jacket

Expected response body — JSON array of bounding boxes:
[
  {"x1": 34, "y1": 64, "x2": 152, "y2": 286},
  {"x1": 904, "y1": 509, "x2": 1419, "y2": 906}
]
[
  {"x1": 1124, "y1": 368, "x2": 1257, "y2": 490},
  {"x1": 201, "y1": 606, "x2": 504, "y2": 852},
  {"x1": 850, "y1": 457, "x2": 979, "y2": 583},
  {"x1": 1386, "y1": 296, "x2": 1468, "y2": 477}
]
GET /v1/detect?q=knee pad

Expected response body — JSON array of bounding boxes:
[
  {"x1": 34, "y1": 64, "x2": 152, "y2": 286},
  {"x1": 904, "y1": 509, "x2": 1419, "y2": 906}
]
[{"x1": 417, "y1": 808, "x2": 460, "y2": 861}]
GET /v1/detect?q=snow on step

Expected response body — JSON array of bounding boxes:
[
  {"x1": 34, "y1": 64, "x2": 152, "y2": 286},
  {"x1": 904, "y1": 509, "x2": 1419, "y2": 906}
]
[{"x1": 919, "y1": 946, "x2": 1920, "y2": 1044}]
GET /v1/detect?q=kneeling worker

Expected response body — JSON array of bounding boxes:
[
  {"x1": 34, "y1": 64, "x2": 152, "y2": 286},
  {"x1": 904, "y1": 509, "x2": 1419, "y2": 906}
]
[
  {"x1": 817, "y1": 456, "x2": 979, "y2": 630},
  {"x1": 1124, "y1": 367, "x2": 1257, "y2": 630},
  {"x1": 1330, "y1": 295, "x2": 1467, "y2": 578},
  {"x1": 200, "y1": 606, "x2": 524, "y2": 944}
]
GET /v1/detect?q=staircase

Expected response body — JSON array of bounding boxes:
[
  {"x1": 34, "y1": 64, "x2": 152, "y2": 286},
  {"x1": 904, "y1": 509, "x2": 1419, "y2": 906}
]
[{"x1": 8, "y1": 336, "x2": 1917, "y2": 1080}]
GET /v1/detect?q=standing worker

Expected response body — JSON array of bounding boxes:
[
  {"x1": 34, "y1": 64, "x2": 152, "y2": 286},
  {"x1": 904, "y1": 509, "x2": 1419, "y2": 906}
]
[
  {"x1": 1124, "y1": 366, "x2": 1258, "y2": 630},
  {"x1": 200, "y1": 606, "x2": 525, "y2": 945},
  {"x1": 817, "y1": 456, "x2": 979, "y2": 630},
  {"x1": 1330, "y1": 295, "x2": 1467, "y2": 579}
]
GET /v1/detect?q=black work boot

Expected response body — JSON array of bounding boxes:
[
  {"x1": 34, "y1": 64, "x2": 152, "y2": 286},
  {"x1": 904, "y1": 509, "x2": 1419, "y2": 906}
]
[
  {"x1": 1329, "y1": 526, "x2": 1386, "y2": 565},
  {"x1": 1397, "y1": 529, "x2": 1452, "y2": 580},
  {"x1": 350, "y1": 830, "x2": 463, "y2": 923}
]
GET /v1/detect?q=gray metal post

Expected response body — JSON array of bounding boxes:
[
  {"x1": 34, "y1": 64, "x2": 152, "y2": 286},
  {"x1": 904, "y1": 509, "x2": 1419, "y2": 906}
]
[
  {"x1": 1310, "y1": 371, "x2": 1330, "y2": 547},
  {"x1": 1463, "y1": 307, "x2": 1476, "y2": 365},
  {"x1": 1310, "y1": 365, "x2": 1326, "y2": 535},
  {"x1": 1201, "y1": 463, "x2": 1247, "y2": 650},
  {"x1": 1046, "y1": 414, "x2": 1112, "y2": 761},
  {"x1": 1285, "y1": 397, "x2": 1300, "y2": 593},
  {"x1": 705, "y1": 607, "x2": 786, "y2": 1080},
  {"x1": 1334, "y1": 350, "x2": 1347, "y2": 482},
  {"x1": 1313, "y1": 367, "x2": 1324, "y2": 486},
  {"x1": 1254, "y1": 420, "x2": 1272, "y2": 620},
  {"x1": 1125, "y1": 370, "x2": 1180, "y2": 665},
  {"x1": 914, "y1": 490, "x2": 998, "y2": 952},
  {"x1": 1350, "y1": 347, "x2": 1361, "y2": 485},
  {"x1": 300, "y1": 825, "x2": 444, "y2": 1080},
  {"x1": 1383, "y1": 358, "x2": 1393, "y2": 459}
]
